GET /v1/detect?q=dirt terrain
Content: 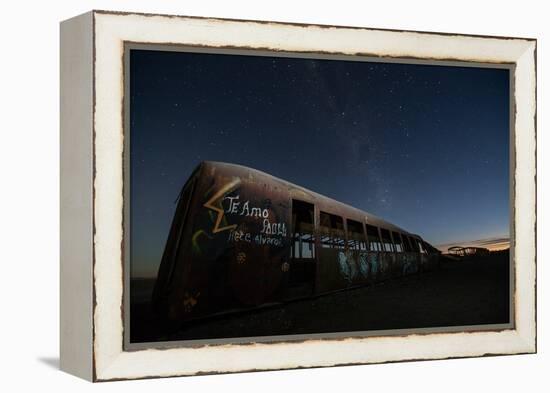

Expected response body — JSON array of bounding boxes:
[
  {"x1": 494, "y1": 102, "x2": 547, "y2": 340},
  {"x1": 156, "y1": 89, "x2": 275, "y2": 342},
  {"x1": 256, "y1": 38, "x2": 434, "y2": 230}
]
[{"x1": 130, "y1": 250, "x2": 510, "y2": 343}]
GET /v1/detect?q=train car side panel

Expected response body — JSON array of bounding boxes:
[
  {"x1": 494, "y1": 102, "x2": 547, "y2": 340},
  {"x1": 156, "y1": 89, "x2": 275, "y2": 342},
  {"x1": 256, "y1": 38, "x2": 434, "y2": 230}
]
[
  {"x1": 165, "y1": 163, "x2": 292, "y2": 323},
  {"x1": 152, "y1": 161, "x2": 440, "y2": 326}
]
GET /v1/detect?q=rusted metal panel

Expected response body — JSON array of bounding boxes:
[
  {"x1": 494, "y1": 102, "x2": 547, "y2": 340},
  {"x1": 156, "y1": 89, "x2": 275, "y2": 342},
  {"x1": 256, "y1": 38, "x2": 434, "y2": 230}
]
[{"x1": 156, "y1": 162, "x2": 292, "y2": 322}]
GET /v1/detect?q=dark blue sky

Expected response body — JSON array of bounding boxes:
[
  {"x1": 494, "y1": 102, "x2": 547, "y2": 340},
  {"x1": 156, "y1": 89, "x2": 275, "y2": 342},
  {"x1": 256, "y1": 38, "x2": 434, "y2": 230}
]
[{"x1": 130, "y1": 49, "x2": 510, "y2": 278}]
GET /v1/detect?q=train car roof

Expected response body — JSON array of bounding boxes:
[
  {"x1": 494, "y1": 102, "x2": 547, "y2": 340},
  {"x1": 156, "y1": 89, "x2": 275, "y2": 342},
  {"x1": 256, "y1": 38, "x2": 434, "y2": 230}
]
[{"x1": 199, "y1": 161, "x2": 419, "y2": 238}]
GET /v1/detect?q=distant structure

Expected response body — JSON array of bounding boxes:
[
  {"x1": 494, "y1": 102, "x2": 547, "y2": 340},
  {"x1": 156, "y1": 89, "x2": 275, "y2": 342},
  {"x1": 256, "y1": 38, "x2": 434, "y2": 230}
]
[{"x1": 447, "y1": 246, "x2": 490, "y2": 258}]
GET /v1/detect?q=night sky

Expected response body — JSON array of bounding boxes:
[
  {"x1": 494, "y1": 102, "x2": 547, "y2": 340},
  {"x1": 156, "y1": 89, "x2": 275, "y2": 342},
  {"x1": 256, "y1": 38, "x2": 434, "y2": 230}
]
[{"x1": 130, "y1": 49, "x2": 510, "y2": 278}]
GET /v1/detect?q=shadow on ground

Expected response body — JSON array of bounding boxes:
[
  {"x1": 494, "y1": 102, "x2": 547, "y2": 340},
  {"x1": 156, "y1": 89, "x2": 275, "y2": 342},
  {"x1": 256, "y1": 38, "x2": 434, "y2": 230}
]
[{"x1": 37, "y1": 357, "x2": 59, "y2": 370}]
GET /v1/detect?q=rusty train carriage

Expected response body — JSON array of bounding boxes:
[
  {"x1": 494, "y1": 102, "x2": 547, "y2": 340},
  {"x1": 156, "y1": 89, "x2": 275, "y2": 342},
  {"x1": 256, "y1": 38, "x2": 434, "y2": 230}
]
[{"x1": 151, "y1": 161, "x2": 440, "y2": 324}]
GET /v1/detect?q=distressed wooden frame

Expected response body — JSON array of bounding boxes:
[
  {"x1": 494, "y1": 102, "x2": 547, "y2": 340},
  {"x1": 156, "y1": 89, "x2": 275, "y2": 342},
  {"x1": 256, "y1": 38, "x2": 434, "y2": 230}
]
[{"x1": 60, "y1": 10, "x2": 536, "y2": 381}]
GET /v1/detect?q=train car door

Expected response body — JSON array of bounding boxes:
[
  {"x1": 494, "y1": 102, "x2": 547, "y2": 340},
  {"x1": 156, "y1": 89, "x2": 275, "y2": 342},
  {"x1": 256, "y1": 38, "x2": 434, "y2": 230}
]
[{"x1": 285, "y1": 199, "x2": 316, "y2": 299}]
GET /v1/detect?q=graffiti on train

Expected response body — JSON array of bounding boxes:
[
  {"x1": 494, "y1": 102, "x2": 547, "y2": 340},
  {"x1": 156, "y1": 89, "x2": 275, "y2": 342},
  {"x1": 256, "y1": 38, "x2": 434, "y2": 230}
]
[
  {"x1": 337, "y1": 251, "x2": 374, "y2": 283},
  {"x1": 224, "y1": 194, "x2": 288, "y2": 247},
  {"x1": 202, "y1": 178, "x2": 288, "y2": 248},
  {"x1": 227, "y1": 229, "x2": 285, "y2": 247},
  {"x1": 403, "y1": 254, "x2": 419, "y2": 275},
  {"x1": 337, "y1": 251, "x2": 420, "y2": 283}
]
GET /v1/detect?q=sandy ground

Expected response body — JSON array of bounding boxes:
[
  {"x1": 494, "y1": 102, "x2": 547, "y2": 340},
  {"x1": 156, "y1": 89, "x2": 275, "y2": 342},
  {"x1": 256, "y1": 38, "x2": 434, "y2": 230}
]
[{"x1": 130, "y1": 250, "x2": 509, "y2": 343}]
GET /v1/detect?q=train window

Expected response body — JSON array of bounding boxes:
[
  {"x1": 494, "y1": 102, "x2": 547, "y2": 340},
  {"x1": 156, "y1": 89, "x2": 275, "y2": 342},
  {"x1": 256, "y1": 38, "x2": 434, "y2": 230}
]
[
  {"x1": 423, "y1": 241, "x2": 435, "y2": 254},
  {"x1": 401, "y1": 233, "x2": 413, "y2": 252},
  {"x1": 366, "y1": 224, "x2": 382, "y2": 251},
  {"x1": 319, "y1": 211, "x2": 345, "y2": 249},
  {"x1": 347, "y1": 219, "x2": 367, "y2": 251},
  {"x1": 418, "y1": 240, "x2": 426, "y2": 254},
  {"x1": 408, "y1": 235, "x2": 420, "y2": 252},
  {"x1": 291, "y1": 200, "x2": 316, "y2": 259},
  {"x1": 380, "y1": 228, "x2": 394, "y2": 252},
  {"x1": 392, "y1": 231, "x2": 403, "y2": 252}
]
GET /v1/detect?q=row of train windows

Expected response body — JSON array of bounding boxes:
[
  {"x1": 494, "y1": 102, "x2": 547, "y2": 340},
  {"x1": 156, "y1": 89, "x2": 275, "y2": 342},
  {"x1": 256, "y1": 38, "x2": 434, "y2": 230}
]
[{"x1": 291, "y1": 200, "x2": 427, "y2": 259}]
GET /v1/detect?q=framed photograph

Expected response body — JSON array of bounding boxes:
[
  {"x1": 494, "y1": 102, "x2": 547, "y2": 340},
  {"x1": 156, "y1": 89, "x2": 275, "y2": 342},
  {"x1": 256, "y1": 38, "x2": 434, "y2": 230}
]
[{"x1": 60, "y1": 10, "x2": 536, "y2": 381}]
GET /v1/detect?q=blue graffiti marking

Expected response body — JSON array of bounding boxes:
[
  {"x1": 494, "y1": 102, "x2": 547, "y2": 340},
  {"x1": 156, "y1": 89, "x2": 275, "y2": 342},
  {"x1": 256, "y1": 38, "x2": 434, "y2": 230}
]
[
  {"x1": 359, "y1": 253, "x2": 369, "y2": 278},
  {"x1": 369, "y1": 253, "x2": 379, "y2": 275},
  {"x1": 403, "y1": 254, "x2": 419, "y2": 275},
  {"x1": 349, "y1": 253, "x2": 358, "y2": 280},
  {"x1": 338, "y1": 251, "x2": 352, "y2": 283}
]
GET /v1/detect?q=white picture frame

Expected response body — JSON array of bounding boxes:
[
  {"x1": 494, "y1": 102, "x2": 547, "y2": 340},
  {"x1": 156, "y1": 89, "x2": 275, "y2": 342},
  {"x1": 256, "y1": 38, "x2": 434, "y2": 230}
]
[{"x1": 60, "y1": 10, "x2": 536, "y2": 381}]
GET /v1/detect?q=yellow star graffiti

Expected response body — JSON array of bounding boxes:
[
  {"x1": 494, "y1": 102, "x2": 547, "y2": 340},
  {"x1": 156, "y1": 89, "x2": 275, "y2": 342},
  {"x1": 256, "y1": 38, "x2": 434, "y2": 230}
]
[{"x1": 203, "y1": 178, "x2": 241, "y2": 234}]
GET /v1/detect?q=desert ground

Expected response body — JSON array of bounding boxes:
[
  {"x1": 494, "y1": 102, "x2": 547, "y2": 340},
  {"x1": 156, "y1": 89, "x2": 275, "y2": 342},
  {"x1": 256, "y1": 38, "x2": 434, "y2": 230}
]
[{"x1": 130, "y1": 250, "x2": 510, "y2": 343}]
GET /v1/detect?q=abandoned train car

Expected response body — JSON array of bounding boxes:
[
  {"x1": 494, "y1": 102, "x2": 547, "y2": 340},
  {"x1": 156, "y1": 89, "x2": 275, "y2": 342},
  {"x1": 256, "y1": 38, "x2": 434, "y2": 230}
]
[{"x1": 152, "y1": 161, "x2": 440, "y2": 324}]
